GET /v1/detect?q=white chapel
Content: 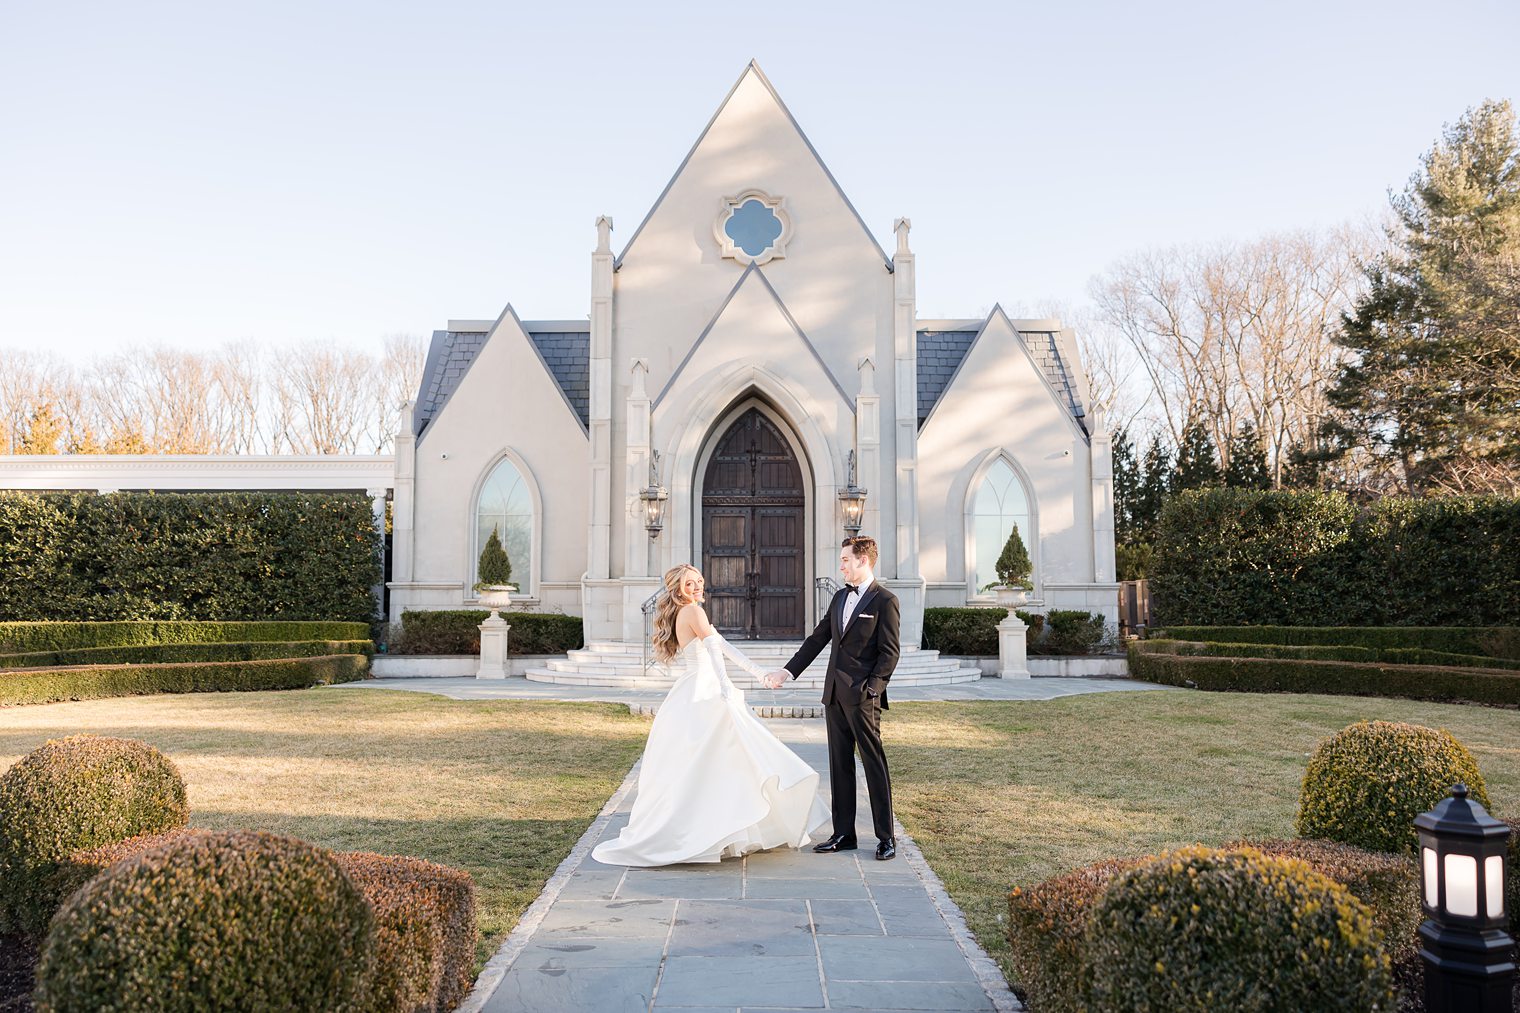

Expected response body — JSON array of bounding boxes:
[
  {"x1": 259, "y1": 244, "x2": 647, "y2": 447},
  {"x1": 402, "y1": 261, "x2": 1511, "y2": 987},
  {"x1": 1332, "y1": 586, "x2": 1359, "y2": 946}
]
[{"x1": 386, "y1": 62, "x2": 1119, "y2": 648}]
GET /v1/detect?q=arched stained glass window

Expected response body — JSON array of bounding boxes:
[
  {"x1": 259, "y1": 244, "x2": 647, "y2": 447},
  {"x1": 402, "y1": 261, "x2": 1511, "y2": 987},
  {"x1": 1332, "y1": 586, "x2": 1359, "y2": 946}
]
[
  {"x1": 972, "y1": 457, "x2": 1032, "y2": 594},
  {"x1": 476, "y1": 457, "x2": 532, "y2": 592}
]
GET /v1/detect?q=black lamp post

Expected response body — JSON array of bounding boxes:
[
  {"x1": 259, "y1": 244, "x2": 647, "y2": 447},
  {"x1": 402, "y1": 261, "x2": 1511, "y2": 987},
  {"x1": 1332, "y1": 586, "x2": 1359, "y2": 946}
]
[
  {"x1": 838, "y1": 450, "x2": 867, "y2": 535},
  {"x1": 1414, "y1": 784, "x2": 1515, "y2": 1012},
  {"x1": 640, "y1": 451, "x2": 668, "y2": 540}
]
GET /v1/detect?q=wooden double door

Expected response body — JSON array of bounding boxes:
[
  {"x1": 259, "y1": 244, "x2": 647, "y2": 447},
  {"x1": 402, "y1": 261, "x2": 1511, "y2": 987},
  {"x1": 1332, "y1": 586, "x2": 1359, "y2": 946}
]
[{"x1": 701, "y1": 407, "x2": 806, "y2": 640}]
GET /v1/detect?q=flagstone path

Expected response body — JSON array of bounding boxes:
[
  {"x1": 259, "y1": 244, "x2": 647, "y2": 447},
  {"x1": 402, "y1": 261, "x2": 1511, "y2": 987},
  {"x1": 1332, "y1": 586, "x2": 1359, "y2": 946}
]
[{"x1": 460, "y1": 719, "x2": 1025, "y2": 1013}]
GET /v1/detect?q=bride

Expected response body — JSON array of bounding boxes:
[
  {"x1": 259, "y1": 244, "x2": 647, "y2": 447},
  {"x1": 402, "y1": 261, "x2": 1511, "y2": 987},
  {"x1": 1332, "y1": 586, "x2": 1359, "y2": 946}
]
[{"x1": 591, "y1": 563, "x2": 831, "y2": 867}]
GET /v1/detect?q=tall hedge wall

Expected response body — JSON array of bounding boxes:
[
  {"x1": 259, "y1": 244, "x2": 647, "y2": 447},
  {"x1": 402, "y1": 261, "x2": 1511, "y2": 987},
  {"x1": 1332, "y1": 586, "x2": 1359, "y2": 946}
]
[
  {"x1": 0, "y1": 492, "x2": 381, "y2": 624},
  {"x1": 1150, "y1": 489, "x2": 1520, "y2": 627}
]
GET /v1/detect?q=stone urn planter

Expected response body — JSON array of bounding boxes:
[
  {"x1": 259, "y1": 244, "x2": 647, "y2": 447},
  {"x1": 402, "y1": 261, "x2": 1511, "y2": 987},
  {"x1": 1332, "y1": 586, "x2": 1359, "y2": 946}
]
[
  {"x1": 993, "y1": 585, "x2": 1030, "y2": 608},
  {"x1": 476, "y1": 584, "x2": 517, "y2": 618}
]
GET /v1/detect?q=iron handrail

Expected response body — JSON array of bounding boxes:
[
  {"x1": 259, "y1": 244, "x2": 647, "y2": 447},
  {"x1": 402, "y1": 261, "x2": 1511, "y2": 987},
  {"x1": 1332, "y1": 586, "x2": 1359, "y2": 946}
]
[
  {"x1": 814, "y1": 576, "x2": 842, "y2": 625},
  {"x1": 641, "y1": 588, "x2": 664, "y2": 672}
]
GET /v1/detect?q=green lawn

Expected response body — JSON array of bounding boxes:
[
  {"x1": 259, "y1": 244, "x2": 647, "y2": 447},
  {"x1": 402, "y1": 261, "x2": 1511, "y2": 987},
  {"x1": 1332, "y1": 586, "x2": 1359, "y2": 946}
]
[
  {"x1": 7, "y1": 684, "x2": 1517, "y2": 998},
  {"x1": 886, "y1": 691, "x2": 1520, "y2": 990},
  {"x1": 0, "y1": 687, "x2": 649, "y2": 970}
]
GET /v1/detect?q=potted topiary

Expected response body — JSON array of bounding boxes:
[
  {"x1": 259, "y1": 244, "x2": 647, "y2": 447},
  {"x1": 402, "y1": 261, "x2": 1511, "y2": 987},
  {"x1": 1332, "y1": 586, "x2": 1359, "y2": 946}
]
[
  {"x1": 473, "y1": 527, "x2": 516, "y2": 617},
  {"x1": 980, "y1": 523, "x2": 1032, "y2": 607}
]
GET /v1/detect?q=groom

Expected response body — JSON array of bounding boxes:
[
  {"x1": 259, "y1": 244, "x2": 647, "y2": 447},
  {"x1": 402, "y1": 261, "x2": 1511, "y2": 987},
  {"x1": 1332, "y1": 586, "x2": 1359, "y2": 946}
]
[{"x1": 764, "y1": 536, "x2": 900, "y2": 860}]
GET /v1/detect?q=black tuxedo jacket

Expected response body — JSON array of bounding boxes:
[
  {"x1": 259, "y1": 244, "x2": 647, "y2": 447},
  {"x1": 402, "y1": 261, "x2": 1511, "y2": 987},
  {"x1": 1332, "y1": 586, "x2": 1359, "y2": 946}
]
[{"x1": 783, "y1": 580, "x2": 901, "y2": 709}]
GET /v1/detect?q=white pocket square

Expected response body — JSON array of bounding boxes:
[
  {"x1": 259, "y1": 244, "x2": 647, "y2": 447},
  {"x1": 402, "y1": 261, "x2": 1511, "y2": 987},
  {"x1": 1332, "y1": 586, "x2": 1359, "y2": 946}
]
[{"x1": 858, "y1": 613, "x2": 875, "y2": 618}]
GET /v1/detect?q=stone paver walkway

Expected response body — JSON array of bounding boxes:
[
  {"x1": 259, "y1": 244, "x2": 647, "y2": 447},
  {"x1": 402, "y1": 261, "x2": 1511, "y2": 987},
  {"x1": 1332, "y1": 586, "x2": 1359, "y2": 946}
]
[
  {"x1": 461, "y1": 719, "x2": 1022, "y2": 1013},
  {"x1": 341, "y1": 674, "x2": 1169, "y2": 710}
]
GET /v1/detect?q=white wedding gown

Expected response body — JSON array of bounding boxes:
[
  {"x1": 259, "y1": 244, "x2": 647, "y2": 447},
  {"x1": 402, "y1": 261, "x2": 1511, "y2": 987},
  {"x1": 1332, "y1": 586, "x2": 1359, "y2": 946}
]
[{"x1": 591, "y1": 632, "x2": 831, "y2": 867}]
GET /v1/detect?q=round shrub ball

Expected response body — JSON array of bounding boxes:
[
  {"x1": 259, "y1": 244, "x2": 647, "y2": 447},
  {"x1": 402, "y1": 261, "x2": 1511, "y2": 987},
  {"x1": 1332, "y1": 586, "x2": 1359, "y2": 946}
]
[
  {"x1": 1083, "y1": 845, "x2": 1393, "y2": 1012},
  {"x1": 1296, "y1": 720, "x2": 1490, "y2": 854},
  {"x1": 34, "y1": 830, "x2": 377, "y2": 1013},
  {"x1": 0, "y1": 734, "x2": 189, "y2": 935}
]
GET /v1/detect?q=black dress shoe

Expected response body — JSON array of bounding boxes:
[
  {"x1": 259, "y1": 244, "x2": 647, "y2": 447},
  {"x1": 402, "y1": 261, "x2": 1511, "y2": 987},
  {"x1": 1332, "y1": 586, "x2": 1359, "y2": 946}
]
[
  {"x1": 813, "y1": 834, "x2": 858, "y2": 853},
  {"x1": 875, "y1": 838, "x2": 896, "y2": 861}
]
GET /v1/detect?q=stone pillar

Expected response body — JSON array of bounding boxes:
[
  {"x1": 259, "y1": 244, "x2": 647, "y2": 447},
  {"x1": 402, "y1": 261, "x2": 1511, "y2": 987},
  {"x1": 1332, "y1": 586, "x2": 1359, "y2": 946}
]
[
  {"x1": 1089, "y1": 408, "x2": 1117, "y2": 584},
  {"x1": 391, "y1": 404, "x2": 416, "y2": 600},
  {"x1": 588, "y1": 216, "x2": 614, "y2": 581},
  {"x1": 998, "y1": 610, "x2": 1031, "y2": 679},
  {"x1": 477, "y1": 614, "x2": 511, "y2": 679},
  {"x1": 891, "y1": 218, "x2": 920, "y2": 580},
  {"x1": 624, "y1": 359, "x2": 652, "y2": 578},
  {"x1": 854, "y1": 357, "x2": 881, "y2": 543}
]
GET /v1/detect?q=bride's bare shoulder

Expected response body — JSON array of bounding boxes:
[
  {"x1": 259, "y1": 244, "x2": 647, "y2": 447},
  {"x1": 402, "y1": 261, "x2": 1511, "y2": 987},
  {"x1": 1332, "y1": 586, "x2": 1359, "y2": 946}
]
[{"x1": 677, "y1": 602, "x2": 713, "y2": 635}]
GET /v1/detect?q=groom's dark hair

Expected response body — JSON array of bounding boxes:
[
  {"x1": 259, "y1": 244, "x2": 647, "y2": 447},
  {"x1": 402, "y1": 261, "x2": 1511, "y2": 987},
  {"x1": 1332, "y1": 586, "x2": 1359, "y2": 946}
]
[{"x1": 841, "y1": 536, "x2": 878, "y2": 567}]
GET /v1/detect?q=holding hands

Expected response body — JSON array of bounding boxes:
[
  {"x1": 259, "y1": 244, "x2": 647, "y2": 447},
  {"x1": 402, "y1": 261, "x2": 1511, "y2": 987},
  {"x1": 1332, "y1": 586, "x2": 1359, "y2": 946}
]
[{"x1": 761, "y1": 669, "x2": 789, "y2": 690}]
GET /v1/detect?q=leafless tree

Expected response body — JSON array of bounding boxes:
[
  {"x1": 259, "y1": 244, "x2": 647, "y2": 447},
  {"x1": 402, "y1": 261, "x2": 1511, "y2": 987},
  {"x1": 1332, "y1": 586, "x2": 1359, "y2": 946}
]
[
  {"x1": 375, "y1": 333, "x2": 426, "y2": 452},
  {"x1": 0, "y1": 351, "x2": 73, "y2": 454},
  {"x1": 1, "y1": 335, "x2": 430, "y2": 456},
  {"x1": 1090, "y1": 225, "x2": 1374, "y2": 484},
  {"x1": 275, "y1": 344, "x2": 379, "y2": 454}
]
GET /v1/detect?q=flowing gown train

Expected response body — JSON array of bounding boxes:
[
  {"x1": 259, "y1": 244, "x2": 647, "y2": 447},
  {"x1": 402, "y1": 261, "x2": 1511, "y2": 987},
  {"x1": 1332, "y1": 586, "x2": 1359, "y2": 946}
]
[{"x1": 591, "y1": 632, "x2": 831, "y2": 867}]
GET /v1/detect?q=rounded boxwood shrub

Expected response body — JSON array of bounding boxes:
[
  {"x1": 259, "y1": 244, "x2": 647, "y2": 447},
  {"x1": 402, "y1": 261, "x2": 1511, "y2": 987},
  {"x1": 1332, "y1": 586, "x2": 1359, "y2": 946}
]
[
  {"x1": 0, "y1": 735, "x2": 188, "y2": 935},
  {"x1": 1083, "y1": 845, "x2": 1393, "y2": 1011},
  {"x1": 1297, "y1": 720, "x2": 1490, "y2": 854},
  {"x1": 34, "y1": 830, "x2": 377, "y2": 1012},
  {"x1": 335, "y1": 851, "x2": 478, "y2": 1012},
  {"x1": 1006, "y1": 856, "x2": 1149, "y2": 1012}
]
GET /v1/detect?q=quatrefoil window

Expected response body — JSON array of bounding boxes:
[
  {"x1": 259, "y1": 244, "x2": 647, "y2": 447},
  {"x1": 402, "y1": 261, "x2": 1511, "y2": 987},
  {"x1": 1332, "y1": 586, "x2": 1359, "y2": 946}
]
[{"x1": 714, "y1": 190, "x2": 792, "y2": 266}]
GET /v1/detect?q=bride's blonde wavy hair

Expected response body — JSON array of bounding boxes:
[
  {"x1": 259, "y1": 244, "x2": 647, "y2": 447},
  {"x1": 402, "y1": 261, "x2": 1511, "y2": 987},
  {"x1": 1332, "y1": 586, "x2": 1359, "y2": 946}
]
[{"x1": 652, "y1": 564, "x2": 702, "y2": 664}]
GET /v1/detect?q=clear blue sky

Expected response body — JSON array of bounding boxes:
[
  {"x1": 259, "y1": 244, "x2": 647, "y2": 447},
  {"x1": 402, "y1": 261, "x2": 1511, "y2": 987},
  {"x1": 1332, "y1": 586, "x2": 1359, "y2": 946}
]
[{"x1": 3, "y1": 0, "x2": 1517, "y2": 360}]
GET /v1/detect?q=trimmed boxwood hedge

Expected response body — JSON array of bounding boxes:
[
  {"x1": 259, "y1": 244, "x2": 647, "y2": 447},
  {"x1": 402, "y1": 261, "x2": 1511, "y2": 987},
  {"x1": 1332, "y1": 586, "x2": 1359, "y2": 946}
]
[
  {"x1": 335, "y1": 851, "x2": 477, "y2": 1012},
  {"x1": 1006, "y1": 839, "x2": 1420, "y2": 1013},
  {"x1": 0, "y1": 654, "x2": 370, "y2": 707},
  {"x1": 0, "y1": 491, "x2": 381, "y2": 625},
  {"x1": 0, "y1": 620, "x2": 371, "y2": 654},
  {"x1": 56, "y1": 836, "x2": 478, "y2": 1013},
  {"x1": 0, "y1": 639, "x2": 374, "y2": 669},
  {"x1": 1129, "y1": 641, "x2": 1520, "y2": 707},
  {"x1": 34, "y1": 830, "x2": 378, "y2": 1013},
  {"x1": 391, "y1": 610, "x2": 584, "y2": 655},
  {"x1": 1140, "y1": 635, "x2": 1520, "y2": 672},
  {"x1": 0, "y1": 736, "x2": 189, "y2": 936},
  {"x1": 1082, "y1": 846, "x2": 1392, "y2": 1011},
  {"x1": 922, "y1": 607, "x2": 1043, "y2": 656},
  {"x1": 1151, "y1": 488, "x2": 1520, "y2": 627},
  {"x1": 1006, "y1": 856, "x2": 1146, "y2": 1012},
  {"x1": 1297, "y1": 721, "x2": 1490, "y2": 854},
  {"x1": 1154, "y1": 624, "x2": 1520, "y2": 659},
  {"x1": 54, "y1": 828, "x2": 206, "y2": 918}
]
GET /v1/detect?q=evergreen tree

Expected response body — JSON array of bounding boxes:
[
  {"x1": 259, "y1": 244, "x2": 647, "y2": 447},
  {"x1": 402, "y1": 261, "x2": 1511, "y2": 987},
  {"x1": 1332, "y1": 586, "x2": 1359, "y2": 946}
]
[
  {"x1": 1281, "y1": 440, "x2": 1327, "y2": 490},
  {"x1": 1135, "y1": 437, "x2": 1173, "y2": 541},
  {"x1": 1110, "y1": 427, "x2": 1140, "y2": 542},
  {"x1": 1326, "y1": 99, "x2": 1520, "y2": 492},
  {"x1": 1174, "y1": 419, "x2": 1222, "y2": 490},
  {"x1": 1224, "y1": 422, "x2": 1271, "y2": 489},
  {"x1": 474, "y1": 526, "x2": 513, "y2": 590},
  {"x1": 994, "y1": 523, "x2": 1032, "y2": 587}
]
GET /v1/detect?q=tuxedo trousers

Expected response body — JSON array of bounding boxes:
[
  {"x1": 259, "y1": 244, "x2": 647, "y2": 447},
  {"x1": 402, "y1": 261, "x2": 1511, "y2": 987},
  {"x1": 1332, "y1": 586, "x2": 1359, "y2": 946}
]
[{"x1": 824, "y1": 695, "x2": 893, "y2": 842}]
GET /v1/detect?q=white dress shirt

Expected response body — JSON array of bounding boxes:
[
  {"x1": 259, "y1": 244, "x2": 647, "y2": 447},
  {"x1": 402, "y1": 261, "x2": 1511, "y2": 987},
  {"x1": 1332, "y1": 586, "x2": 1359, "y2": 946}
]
[{"x1": 841, "y1": 580, "x2": 869, "y2": 628}]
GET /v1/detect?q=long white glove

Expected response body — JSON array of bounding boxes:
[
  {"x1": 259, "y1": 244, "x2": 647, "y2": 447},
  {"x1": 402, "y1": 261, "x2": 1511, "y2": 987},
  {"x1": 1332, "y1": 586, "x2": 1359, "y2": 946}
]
[{"x1": 700, "y1": 631, "x2": 767, "y2": 701}]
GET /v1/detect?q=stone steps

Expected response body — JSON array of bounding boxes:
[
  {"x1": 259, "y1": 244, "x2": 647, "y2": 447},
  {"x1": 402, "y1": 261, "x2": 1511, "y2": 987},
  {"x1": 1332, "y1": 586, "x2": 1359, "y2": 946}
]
[{"x1": 524, "y1": 640, "x2": 982, "y2": 689}]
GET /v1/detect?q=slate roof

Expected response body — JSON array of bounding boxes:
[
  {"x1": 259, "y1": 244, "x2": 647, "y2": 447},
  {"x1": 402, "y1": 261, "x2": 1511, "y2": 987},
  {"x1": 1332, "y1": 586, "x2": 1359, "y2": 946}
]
[
  {"x1": 915, "y1": 323, "x2": 1088, "y2": 434},
  {"x1": 527, "y1": 330, "x2": 590, "y2": 427},
  {"x1": 412, "y1": 317, "x2": 1085, "y2": 441},
  {"x1": 412, "y1": 329, "x2": 488, "y2": 439},
  {"x1": 916, "y1": 330, "x2": 980, "y2": 428},
  {"x1": 412, "y1": 324, "x2": 591, "y2": 440},
  {"x1": 1019, "y1": 330, "x2": 1087, "y2": 427}
]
